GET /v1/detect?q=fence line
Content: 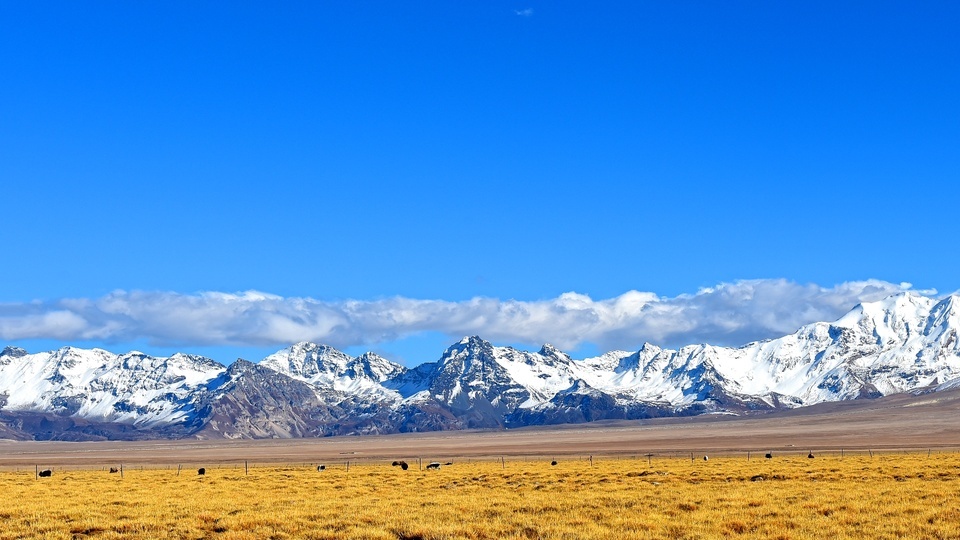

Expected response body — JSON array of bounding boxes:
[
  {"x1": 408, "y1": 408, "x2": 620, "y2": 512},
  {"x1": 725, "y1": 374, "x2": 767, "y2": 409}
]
[{"x1": 8, "y1": 445, "x2": 960, "y2": 475}]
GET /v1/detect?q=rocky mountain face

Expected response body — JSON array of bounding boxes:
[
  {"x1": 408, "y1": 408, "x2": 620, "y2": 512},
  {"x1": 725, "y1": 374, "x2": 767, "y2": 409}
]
[{"x1": 1, "y1": 292, "x2": 959, "y2": 441}]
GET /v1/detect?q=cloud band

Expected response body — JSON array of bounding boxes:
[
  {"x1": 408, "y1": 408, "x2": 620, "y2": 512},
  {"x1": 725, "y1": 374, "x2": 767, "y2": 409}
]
[{"x1": 0, "y1": 279, "x2": 929, "y2": 351}]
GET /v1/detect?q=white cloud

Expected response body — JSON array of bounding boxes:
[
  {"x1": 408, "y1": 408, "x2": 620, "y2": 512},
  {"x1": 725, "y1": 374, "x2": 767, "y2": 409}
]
[
  {"x1": 515, "y1": 8, "x2": 534, "y2": 16},
  {"x1": 0, "y1": 279, "x2": 935, "y2": 353}
]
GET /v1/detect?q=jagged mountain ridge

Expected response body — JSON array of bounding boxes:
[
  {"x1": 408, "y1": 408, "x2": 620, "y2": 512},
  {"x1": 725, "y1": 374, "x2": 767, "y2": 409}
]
[
  {"x1": 1, "y1": 292, "x2": 959, "y2": 440},
  {"x1": 0, "y1": 346, "x2": 223, "y2": 427}
]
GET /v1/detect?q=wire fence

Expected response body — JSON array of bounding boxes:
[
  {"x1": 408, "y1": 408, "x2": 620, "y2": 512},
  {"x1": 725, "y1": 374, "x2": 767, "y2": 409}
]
[{"x1": 6, "y1": 445, "x2": 960, "y2": 476}]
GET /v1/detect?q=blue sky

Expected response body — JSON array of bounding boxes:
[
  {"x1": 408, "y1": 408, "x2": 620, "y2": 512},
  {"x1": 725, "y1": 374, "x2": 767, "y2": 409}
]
[{"x1": 1, "y1": 2, "x2": 958, "y2": 366}]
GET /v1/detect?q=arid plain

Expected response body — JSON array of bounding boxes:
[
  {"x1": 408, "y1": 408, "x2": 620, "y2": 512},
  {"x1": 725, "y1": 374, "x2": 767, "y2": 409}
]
[
  {"x1": 3, "y1": 388, "x2": 960, "y2": 468},
  {"x1": 3, "y1": 390, "x2": 960, "y2": 539}
]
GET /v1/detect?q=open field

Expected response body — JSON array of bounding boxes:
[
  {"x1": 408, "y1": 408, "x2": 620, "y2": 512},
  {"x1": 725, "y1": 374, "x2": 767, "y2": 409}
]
[
  {"x1": 3, "y1": 453, "x2": 960, "y2": 539},
  {"x1": 0, "y1": 391, "x2": 959, "y2": 539},
  {"x1": 1, "y1": 391, "x2": 960, "y2": 538}
]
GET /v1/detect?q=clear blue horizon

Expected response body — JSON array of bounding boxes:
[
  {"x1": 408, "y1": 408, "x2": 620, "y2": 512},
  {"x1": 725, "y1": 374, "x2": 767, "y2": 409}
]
[{"x1": 2, "y1": 2, "x2": 958, "y2": 366}]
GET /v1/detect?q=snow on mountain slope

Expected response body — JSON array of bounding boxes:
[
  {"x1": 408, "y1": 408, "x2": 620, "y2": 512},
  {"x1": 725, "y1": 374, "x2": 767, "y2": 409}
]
[
  {"x1": 259, "y1": 342, "x2": 406, "y2": 400},
  {"x1": 417, "y1": 293, "x2": 960, "y2": 414},
  {"x1": 0, "y1": 347, "x2": 224, "y2": 426},
  {"x1": 571, "y1": 293, "x2": 960, "y2": 408},
  {"x1": 417, "y1": 337, "x2": 581, "y2": 409}
]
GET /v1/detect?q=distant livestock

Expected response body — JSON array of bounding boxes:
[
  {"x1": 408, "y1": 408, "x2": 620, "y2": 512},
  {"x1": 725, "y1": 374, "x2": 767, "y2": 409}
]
[
  {"x1": 426, "y1": 462, "x2": 441, "y2": 470},
  {"x1": 703, "y1": 456, "x2": 709, "y2": 461},
  {"x1": 317, "y1": 465, "x2": 326, "y2": 471},
  {"x1": 197, "y1": 468, "x2": 206, "y2": 476},
  {"x1": 765, "y1": 453, "x2": 773, "y2": 459},
  {"x1": 444, "y1": 462, "x2": 453, "y2": 466},
  {"x1": 109, "y1": 467, "x2": 119, "y2": 474},
  {"x1": 808, "y1": 453, "x2": 815, "y2": 459},
  {"x1": 38, "y1": 469, "x2": 52, "y2": 478},
  {"x1": 391, "y1": 461, "x2": 409, "y2": 470},
  {"x1": 551, "y1": 460, "x2": 558, "y2": 466}
]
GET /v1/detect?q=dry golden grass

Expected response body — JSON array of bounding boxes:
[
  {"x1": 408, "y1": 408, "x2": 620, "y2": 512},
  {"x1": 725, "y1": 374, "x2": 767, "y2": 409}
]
[{"x1": 1, "y1": 452, "x2": 959, "y2": 539}]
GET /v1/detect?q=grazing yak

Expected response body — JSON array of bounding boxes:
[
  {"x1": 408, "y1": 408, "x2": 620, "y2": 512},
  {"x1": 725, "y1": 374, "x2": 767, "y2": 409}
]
[
  {"x1": 197, "y1": 468, "x2": 206, "y2": 476},
  {"x1": 551, "y1": 461, "x2": 558, "y2": 466},
  {"x1": 703, "y1": 456, "x2": 709, "y2": 461},
  {"x1": 317, "y1": 465, "x2": 326, "y2": 471},
  {"x1": 426, "y1": 462, "x2": 441, "y2": 470},
  {"x1": 765, "y1": 453, "x2": 773, "y2": 459},
  {"x1": 109, "y1": 467, "x2": 119, "y2": 474},
  {"x1": 808, "y1": 453, "x2": 815, "y2": 459},
  {"x1": 38, "y1": 469, "x2": 52, "y2": 477},
  {"x1": 391, "y1": 461, "x2": 409, "y2": 470}
]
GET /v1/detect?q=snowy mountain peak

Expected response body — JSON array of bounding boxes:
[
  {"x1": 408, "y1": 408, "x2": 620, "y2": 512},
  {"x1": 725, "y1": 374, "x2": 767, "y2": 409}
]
[
  {"x1": 226, "y1": 357, "x2": 256, "y2": 375},
  {"x1": 437, "y1": 337, "x2": 492, "y2": 372},
  {"x1": 349, "y1": 352, "x2": 406, "y2": 382},
  {"x1": 639, "y1": 342, "x2": 661, "y2": 354},
  {"x1": 538, "y1": 343, "x2": 568, "y2": 359},
  {"x1": 453, "y1": 335, "x2": 491, "y2": 350},
  {"x1": 166, "y1": 352, "x2": 225, "y2": 371},
  {"x1": 0, "y1": 347, "x2": 224, "y2": 428},
  {"x1": 259, "y1": 342, "x2": 353, "y2": 379},
  {"x1": 837, "y1": 292, "x2": 932, "y2": 326},
  {"x1": 1, "y1": 346, "x2": 27, "y2": 358},
  {"x1": 258, "y1": 343, "x2": 405, "y2": 402}
]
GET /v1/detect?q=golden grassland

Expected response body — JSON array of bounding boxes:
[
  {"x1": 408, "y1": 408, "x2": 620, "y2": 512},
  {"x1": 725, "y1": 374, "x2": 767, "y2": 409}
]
[{"x1": 1, "y1": 452, "x2": 960, "y2": 539}]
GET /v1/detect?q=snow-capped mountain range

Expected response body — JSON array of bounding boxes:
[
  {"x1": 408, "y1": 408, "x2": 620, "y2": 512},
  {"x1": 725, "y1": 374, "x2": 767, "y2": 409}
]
[{"x1": 1, "y1": 292, "x2": 958, "y2": 440}]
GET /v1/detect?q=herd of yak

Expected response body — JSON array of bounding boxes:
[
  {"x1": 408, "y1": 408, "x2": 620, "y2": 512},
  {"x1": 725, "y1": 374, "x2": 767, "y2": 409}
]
[{"x1": 33, "y1": 452, "x2": 815, "y2": 478}]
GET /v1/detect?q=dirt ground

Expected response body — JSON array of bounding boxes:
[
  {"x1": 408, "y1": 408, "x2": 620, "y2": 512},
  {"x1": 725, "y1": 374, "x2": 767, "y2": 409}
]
[{"x1": 2, "y1": 388, "x2": 960, "y2": 468}]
